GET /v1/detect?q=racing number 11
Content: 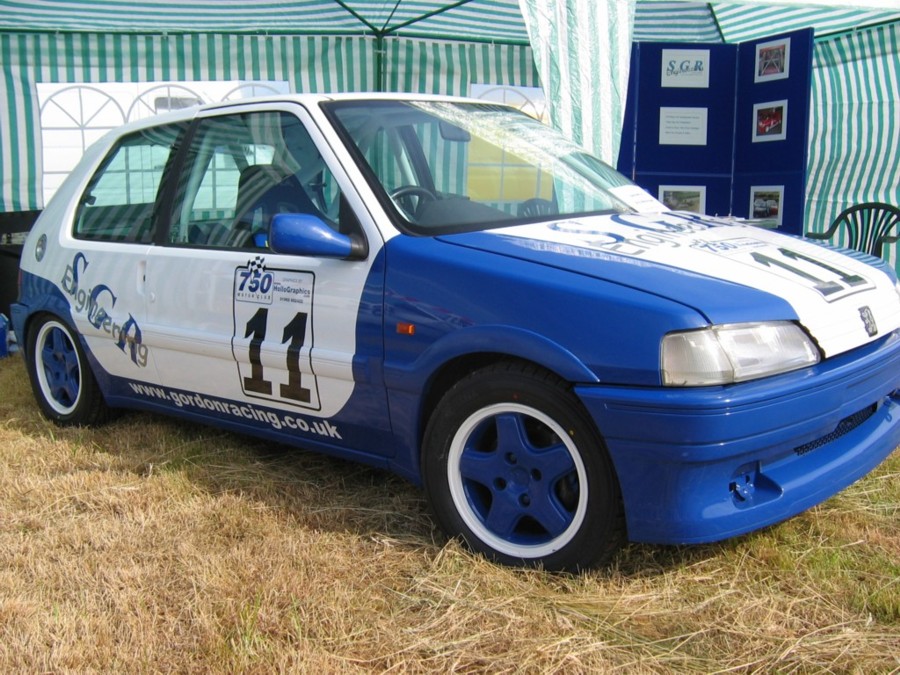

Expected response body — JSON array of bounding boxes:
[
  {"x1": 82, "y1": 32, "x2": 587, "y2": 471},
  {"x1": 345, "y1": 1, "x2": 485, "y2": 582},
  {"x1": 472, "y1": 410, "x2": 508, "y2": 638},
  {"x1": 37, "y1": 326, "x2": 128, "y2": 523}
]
[
  {"x1": 243, "y1": 307, "x2": 312, "y2": 403},
  {"x1": 752, "y1": 247, "x2": 868, "y2": 299}
]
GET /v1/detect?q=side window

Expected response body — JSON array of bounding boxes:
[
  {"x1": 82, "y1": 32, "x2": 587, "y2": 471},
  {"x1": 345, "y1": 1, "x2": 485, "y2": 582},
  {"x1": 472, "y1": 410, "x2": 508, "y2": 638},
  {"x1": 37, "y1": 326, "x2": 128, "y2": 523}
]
[
  {"x1": 169, "y1": 111, "x2": 349, "y2": 249},
  {"x1": 74, "y1": 123, "x2": 185, "y2": 242}
]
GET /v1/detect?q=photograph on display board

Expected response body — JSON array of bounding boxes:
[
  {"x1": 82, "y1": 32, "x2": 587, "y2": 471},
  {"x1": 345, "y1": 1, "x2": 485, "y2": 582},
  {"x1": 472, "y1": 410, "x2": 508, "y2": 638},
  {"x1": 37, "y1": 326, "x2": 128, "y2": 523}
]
[
  {"x1": 750, "y1": 185, "x2": 784, "y2": 225},
  {"x1": 754, "y1": 38, "x2": 791, "y2": 83},
  {"x1": 752, "y1": 100, "x2": 788, "y2": 142},
  {"x1": 659, "y1": 185, "x2": 706, "y2": 214}
]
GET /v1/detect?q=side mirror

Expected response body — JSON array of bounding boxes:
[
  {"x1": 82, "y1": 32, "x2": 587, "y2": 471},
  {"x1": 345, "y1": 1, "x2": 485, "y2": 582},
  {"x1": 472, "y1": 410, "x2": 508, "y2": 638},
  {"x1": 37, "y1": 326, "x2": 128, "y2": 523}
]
[{"x1": 269, "y1": 213, "x2": 366, "y2": 259}]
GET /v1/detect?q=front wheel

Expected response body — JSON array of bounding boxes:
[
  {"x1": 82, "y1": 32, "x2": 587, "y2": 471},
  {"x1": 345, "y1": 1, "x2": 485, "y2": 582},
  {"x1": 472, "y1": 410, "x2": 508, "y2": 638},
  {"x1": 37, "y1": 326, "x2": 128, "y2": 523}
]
[
  {"x1": 423, "y1": 363, "x2": 625, "y2": 571},
  {"x1": 26, "y1": 315, "x2": 110, "y2": 426}
]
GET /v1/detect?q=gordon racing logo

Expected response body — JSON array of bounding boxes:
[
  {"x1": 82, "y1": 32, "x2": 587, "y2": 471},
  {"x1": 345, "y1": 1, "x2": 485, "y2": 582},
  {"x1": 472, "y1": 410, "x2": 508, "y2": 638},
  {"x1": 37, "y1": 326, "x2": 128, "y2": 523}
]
[{"x1": 61, "y1": 252, "x2": 148, "y2": 367}]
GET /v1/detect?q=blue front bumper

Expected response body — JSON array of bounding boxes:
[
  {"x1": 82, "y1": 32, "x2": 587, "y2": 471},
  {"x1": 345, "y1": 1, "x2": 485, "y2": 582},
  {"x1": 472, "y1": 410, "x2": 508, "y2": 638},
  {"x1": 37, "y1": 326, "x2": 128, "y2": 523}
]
[{"x1": 577, "y1": 331, "x2": 900, "y2": 544}]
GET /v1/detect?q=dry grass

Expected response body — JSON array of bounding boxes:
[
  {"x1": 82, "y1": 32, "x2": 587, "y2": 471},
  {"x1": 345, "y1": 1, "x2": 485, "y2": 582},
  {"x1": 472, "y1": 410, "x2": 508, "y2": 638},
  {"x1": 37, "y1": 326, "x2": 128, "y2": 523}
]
[{"x1": 1, "y1": 354, "x2": 898, "y2": 673}]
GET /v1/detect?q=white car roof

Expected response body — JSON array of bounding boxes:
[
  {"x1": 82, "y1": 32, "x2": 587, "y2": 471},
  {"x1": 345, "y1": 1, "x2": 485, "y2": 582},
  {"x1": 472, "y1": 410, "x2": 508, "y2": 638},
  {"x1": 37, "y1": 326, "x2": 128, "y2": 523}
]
[{"x1": 112, "y1": 92, "x2": 486, "y2": 135}]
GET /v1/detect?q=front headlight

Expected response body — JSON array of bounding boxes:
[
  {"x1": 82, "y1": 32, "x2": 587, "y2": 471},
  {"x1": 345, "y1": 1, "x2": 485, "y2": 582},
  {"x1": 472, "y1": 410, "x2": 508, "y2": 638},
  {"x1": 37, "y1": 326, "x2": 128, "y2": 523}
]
[{"x1": 661, "y1": 321, "x2": 820, "y2": 386}]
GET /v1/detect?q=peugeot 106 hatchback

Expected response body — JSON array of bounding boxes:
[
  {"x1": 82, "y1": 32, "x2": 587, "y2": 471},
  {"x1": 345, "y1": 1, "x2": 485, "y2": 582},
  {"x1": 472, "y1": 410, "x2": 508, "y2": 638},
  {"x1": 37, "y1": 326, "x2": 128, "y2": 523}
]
[{"x1": 12, "y1": 94, "x2": 900, "y2": 570}]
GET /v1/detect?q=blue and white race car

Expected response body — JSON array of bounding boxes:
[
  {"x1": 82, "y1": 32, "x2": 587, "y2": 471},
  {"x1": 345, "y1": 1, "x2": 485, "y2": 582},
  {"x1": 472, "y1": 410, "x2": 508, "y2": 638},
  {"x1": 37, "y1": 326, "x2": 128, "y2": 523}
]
[{"x1": 12, "y1": 94, "x2": 900, "y2": 571}]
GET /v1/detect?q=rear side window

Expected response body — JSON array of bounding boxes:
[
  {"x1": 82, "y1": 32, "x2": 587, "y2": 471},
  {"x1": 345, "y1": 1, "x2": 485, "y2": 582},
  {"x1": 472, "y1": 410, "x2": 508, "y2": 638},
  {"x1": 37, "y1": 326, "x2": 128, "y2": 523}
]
[{"x1": 74, "y1": 123, "x2": 185, "y2": 242}]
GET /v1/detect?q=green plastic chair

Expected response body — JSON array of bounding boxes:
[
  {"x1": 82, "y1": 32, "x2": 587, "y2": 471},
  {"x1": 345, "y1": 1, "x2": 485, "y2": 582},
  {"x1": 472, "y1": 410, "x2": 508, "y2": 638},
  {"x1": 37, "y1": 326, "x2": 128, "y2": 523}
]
[{"x1": 807, "y1": 202, "x2": 900, "y2": 257}]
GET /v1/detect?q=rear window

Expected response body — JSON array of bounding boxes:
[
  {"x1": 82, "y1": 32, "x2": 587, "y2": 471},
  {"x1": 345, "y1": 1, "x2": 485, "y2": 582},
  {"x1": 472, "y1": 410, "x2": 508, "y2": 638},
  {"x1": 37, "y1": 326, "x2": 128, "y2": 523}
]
[{"x1": 73, "y1": 123, "x2": 185, "y2": 243}]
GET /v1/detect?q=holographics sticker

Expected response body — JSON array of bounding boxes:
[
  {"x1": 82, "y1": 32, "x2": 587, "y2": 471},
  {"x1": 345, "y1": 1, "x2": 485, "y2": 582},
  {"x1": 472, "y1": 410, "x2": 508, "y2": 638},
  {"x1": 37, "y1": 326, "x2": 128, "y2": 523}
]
[{"x1": 232, "y1": 256, "x2": 320, "y2": 410}]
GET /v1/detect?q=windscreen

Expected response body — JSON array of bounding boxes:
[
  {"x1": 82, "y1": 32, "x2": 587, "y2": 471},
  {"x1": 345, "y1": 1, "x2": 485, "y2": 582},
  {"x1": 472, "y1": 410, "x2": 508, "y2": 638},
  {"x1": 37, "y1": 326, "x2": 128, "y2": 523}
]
[{"x1": 324, "y1": 100, "x2": 638, "y2": 234}]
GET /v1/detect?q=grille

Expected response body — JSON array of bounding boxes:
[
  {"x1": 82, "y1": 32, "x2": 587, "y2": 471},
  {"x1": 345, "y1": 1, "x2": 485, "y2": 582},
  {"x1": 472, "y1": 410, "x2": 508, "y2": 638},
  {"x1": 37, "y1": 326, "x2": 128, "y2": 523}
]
[{"x1": 794, "y1": 404, "x2": 877, "y2": 456}]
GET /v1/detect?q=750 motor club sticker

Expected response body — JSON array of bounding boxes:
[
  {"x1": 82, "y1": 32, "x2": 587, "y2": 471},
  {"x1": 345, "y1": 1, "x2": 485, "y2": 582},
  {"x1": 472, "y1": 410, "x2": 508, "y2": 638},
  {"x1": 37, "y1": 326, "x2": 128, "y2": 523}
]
[{"x1": 231, "y1": 256, "x2": 321, "y2": 411}]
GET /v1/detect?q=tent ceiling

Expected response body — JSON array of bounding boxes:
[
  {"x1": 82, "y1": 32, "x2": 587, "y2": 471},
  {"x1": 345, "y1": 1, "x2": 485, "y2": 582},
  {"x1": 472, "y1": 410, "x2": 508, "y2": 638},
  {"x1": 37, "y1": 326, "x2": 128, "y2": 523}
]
[
  {"x1": 1, "y1": 1, "x2": 897, "y2": 44},
  {"x1": 1, "y1": 0, "x2": 534, "y2": 42},
  {"x1": 711, "y1": 2, "x2": 900, "y2": 42}
]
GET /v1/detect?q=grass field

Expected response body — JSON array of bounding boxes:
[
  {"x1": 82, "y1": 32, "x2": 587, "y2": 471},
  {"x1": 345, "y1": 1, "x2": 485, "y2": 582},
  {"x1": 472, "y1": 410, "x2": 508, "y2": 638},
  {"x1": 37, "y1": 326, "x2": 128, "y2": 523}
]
[{"x1": 1, "y1": 354, "x2": 898, "y2": 672}]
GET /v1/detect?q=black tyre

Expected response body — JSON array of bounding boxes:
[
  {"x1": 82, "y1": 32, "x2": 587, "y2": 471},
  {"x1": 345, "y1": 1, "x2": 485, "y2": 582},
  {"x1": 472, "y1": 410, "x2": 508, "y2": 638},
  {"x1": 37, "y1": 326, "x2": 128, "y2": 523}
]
[
  {"x1": 26, "y1": 315, "x2": 110, "y2": 426},
  {"x1": 423, "y1": 362, "x2": 625, "y2": 571}
]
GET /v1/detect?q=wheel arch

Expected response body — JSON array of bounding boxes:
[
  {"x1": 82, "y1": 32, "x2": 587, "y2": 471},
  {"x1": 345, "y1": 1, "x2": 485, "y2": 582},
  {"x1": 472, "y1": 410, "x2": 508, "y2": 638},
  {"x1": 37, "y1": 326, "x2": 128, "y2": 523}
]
[
  {"x1": 400, "y1": 325, "x2": 604, "y2": 479},
  {"x1": 19, "y1": 306, "x2": 72, "y2": 361},
  {"x1": 12, "y1": 285, "x2": 79, "y2": 361}
]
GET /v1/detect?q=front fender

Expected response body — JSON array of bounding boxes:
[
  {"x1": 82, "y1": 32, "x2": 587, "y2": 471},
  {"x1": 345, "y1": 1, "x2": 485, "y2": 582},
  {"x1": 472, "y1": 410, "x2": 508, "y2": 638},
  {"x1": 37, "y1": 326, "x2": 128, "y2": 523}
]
[
  {"x1": 382, "y1": 323, "x2": 599, "y2": 394},
  {"x1": 382, "y1": 323, "x2": 600, "y2": 485}
]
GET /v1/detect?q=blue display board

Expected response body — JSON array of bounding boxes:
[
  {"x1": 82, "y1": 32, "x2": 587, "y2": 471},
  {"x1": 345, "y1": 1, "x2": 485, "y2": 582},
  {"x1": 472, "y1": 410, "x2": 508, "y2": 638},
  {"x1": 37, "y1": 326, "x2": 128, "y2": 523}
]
[{"x1": 617, "y1": 29, "x2": 814, "y2": 235}]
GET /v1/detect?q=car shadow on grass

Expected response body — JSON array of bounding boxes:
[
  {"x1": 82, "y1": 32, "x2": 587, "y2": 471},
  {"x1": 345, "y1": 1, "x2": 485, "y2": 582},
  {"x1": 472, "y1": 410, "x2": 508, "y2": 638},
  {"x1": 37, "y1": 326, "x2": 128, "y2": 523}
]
[{"x1": 0, "y1": 353, "x2": 746, "y2": 579}]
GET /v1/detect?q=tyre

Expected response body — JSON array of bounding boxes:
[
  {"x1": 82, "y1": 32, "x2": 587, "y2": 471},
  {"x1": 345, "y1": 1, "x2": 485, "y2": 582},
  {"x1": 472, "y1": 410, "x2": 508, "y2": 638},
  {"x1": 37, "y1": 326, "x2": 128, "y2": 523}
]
[
  {"x1": 26, "y1": 315, "x2": 110, "y2": 426},
  {"x1": 423, "y1": 362, "x2": 625, "y2": 571}
]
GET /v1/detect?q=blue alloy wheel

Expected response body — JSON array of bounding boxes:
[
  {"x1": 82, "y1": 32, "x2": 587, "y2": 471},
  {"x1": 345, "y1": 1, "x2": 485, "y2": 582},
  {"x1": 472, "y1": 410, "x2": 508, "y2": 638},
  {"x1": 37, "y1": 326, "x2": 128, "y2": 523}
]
[
  {"x1": 423, "y1": 361, "x2": 624, "y2": 571},
  {"x1": 449, "y1": 403, "x2": 587, "y2": 555},
  {"x1": 26, "y1": 315, "x2": 109, "y2": 425},
  {"x1": 36, "y1": 320, "x2": 81, "y2": 414}
]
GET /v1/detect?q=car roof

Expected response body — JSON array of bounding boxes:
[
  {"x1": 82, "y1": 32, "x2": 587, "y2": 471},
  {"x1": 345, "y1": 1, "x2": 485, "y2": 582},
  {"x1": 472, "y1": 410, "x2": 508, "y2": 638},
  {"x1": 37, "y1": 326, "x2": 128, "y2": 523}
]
[{"x1": 111, "y1": 92, "x2": 487, "y2": 135}]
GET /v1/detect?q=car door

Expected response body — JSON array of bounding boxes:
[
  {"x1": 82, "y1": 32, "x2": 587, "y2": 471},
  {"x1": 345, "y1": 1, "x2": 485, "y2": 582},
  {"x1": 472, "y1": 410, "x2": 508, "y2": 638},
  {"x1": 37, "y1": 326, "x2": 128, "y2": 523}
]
[
  {"x1": 60, "y1": 121, "x2": 188, "y2": 383},
  {"x1": 142, "y1": 103, "x2": 391, "y2": 452}
]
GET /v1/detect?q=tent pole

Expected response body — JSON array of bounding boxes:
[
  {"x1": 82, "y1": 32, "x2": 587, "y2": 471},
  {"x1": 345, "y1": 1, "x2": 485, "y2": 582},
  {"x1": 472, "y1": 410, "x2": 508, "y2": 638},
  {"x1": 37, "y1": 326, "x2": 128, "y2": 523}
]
[
  {"x1": 708, "y1": 3, "x2": 726, "y2": 43},
  {"x1": 384, "y1": 0, "x2": 476, "y2": 34},
  {"x1": 375, "y1": 33, "x2": 385, "y2": 92}
]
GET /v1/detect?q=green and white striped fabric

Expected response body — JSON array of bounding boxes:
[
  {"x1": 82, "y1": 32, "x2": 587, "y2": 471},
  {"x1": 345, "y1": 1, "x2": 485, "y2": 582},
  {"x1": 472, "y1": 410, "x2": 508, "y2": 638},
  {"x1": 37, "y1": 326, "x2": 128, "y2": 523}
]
[
  {"x1": 0, "y1": 31, "x2": 536, "y2": 212},
  {"x1": 519, "y1": 0, "x2": 635, "y2": 164},
  {"x1": 0, "y1": 33, "x2": 368, "y2": 211},
  {"x1": 4, "y1": 1, "x2": 355, "y2": 34},
  {"x1": 0, "y1": 0, "x2": 533, "y2": 43},
  {"x1": 3, "y1": 1, "x2": 896, "y2": 41},
  {"x1": 382, "y1": 38, "x2": 539, "y2": 93},
  {"x1": 805, "y1": 22, "x2": 900, "y2": 252},
  {"x1": 634, "y1": 1, "x2": 722, "y2": 42},
  {"x1": 713, "y1": 3, "x2": 900, "y2": 42}
]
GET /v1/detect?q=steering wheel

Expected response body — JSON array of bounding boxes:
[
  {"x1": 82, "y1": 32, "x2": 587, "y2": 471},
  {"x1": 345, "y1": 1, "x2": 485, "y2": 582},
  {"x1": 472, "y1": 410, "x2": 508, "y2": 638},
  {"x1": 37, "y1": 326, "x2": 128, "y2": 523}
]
[
  {"x1": 226, "y1": 220, "x2": 255, "y2": 248},
  {"x1": 389, "y1": 185, "x2": 436, "y2": 219}
]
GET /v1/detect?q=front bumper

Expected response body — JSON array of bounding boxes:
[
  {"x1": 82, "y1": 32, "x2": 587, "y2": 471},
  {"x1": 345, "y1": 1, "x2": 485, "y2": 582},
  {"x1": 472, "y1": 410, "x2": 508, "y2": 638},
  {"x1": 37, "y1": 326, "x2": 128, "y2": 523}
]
[{"x1": 577, "y1": 331, "x2": 900, "y2": 544}]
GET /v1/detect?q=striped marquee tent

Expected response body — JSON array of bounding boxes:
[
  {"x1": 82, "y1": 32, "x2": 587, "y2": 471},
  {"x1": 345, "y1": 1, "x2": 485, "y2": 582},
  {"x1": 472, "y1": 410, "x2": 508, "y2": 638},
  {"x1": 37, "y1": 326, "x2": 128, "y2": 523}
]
[{"x1": 1, "y1": 0, "x2": 898, "y2": 237}]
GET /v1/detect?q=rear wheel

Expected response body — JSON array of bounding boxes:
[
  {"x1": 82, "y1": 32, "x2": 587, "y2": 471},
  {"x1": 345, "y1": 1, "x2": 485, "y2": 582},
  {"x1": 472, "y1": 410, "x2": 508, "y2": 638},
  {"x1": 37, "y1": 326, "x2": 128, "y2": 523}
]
[
  {"x1": 26, "y1": 315, "x2": 110, "y2": 426},
  {"x1": 423, "y1": 362, "x2": 625, "y2": 571}
]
